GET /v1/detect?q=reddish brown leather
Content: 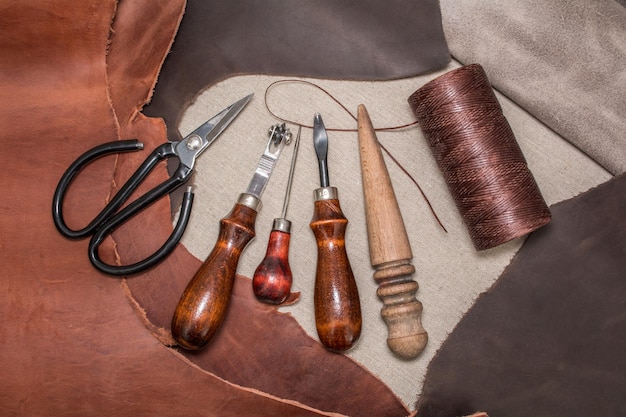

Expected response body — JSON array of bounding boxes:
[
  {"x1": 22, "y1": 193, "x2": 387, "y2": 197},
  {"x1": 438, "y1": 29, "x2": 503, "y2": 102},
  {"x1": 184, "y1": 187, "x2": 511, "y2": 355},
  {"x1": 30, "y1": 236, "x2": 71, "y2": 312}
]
[
  {"x1": 0, "y1": 1, "x2": 419, "y2": 415},
  {"x1": 0, "y1": 1, "x2": 323, "y2": 415},
  {"x1": 415, "y1": 174, "x2": 626, "y2": 417},
  {"x1": 107, "y1": 0, "x2": 186, "y2": 130}
]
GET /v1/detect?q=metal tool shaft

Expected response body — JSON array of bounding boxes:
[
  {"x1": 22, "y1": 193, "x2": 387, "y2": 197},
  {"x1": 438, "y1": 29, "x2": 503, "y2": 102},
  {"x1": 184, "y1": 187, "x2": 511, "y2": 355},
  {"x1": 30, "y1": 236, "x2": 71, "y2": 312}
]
[
  {"x1": 313, "y1": 113, "x2": 330, "y2": 187},
  {"x1": 280, "y1": 126, "x2": 301, "y2": 219}
]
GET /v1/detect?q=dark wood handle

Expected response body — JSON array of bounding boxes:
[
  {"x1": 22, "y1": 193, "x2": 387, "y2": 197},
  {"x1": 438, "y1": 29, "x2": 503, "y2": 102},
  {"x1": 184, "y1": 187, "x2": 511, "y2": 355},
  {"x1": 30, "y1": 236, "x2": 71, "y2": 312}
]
[
  {"x1": 171, "y1": 202, "x2": 257, "y2": 350},
  {"x1": 310, "y1": 198, "x2": 362, "y2": 352},
  {"x1": 252, "y1": 229, "x2": 293, "y2": 304}
]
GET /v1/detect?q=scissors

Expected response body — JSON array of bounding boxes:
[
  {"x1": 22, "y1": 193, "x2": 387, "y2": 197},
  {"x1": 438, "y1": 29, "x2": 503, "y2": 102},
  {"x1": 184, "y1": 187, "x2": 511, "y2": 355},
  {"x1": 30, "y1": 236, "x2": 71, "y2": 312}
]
[{"x1": 52, "y1": 94, "x2": 253, "y2": 276}]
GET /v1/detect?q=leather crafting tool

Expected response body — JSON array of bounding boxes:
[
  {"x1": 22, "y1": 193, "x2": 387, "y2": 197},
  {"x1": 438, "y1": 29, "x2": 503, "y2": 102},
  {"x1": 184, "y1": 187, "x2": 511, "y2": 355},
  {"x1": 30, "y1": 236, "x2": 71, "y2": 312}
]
[
  {"x1": 172, "y1": 124, "x2": 291, "y2": 350},
  {"x1": 52, "y1": 95, "x2": 252, "y2": 276},
  {"x1": 253, "y1": 126, "x2": 301, "y2": 305},
  {"x1": 310, "y1": 113, "x2": 362, "y2": 352},
  {"x1": 357, "y1": 104, "x2": 427, "y2": 359}
]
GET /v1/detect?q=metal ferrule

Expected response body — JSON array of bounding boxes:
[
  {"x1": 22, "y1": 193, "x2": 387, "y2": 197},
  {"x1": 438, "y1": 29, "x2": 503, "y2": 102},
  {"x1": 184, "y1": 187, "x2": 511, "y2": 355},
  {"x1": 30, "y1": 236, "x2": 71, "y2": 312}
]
[
  {"x1": 314, "y1": 186, "x2": 338, "y2": 201},
  {"x1": 238, "y1": 193, "x2": 261, "y2": 211},
  {"x1": 272, "y1": 217, "x2": 292, "y2": 233}
]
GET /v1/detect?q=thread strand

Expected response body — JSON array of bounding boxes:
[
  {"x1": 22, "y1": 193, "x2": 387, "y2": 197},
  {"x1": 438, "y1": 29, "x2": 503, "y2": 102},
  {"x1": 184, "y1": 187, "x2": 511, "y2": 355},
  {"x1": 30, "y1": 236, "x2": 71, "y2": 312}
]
[{"x1": 263, "y1": 79, "x2": 446, "y2": 232}]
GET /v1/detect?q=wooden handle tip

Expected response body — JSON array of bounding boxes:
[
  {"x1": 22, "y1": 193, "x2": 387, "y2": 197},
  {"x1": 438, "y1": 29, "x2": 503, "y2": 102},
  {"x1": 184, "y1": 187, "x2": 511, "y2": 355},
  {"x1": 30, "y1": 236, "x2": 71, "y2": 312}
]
[{"x1": 388, "y1": 332, "x2": 428, "y2": 360}]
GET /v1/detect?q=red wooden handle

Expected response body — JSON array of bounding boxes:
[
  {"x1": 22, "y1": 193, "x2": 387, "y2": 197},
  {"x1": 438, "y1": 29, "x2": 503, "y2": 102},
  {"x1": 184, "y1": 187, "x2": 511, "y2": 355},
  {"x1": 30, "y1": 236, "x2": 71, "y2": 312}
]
[
  {"x1": 253, "y1": 228, "x2": 293, "y2": 304},
  {"x1": 171, "y1": 203, "x2": 257, "y2": 350},
  {"x1": 310, "y1": 198, "x2": 362, "y2": 352}
]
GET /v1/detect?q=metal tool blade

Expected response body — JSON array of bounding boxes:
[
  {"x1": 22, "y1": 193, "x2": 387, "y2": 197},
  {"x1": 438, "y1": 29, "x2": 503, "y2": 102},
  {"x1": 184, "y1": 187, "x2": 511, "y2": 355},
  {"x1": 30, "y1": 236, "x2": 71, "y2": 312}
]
[
  {"x1": 175, "y1": 94, "x2": 253, "y2": 169},
  {"x1": 313, "y1": 113, "x2": 330, "y2": 187},
  {"x1": 245, "y1": 124, "x2": 289, "y2": 200}
]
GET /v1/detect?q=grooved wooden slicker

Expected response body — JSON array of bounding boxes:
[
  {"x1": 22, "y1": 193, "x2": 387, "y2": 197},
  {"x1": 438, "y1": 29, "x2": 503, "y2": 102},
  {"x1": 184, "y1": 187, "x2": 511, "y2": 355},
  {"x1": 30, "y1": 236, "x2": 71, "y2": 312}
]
[{"x1": 357, "y1": 104, "x2": 427, "y2": 359}]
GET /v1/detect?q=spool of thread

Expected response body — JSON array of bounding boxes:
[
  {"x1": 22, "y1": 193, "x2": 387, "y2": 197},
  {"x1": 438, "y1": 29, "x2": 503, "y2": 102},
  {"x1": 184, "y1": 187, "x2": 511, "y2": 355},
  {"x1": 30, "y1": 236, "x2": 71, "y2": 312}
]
[{"x1": 408, "y1": 64, "x2": 551, "y2": 250}]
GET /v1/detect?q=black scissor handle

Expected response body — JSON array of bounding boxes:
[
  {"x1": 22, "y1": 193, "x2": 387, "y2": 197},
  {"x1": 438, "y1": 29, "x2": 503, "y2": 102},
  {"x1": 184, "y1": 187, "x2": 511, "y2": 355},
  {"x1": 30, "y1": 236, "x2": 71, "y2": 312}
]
[
  {"x1": 88, "y1": 187, "x2": 194, "y2": 276},
  {"x1": 52, "y1": 140, "x2": 194, "y2": 275},
  {"x1": 53, "y1": 139, "x2": 145, "y2": 239}
]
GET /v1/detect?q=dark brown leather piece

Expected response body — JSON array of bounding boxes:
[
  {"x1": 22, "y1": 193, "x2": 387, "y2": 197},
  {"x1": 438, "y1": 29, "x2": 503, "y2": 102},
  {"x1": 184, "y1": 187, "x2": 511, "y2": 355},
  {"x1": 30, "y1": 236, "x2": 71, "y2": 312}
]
[
  {"x1": 415, "y1": 174, "x2": 626, "y2": 417},
  {"x1": 143, "y1": 0, "x2": 451, "y2": 142}
]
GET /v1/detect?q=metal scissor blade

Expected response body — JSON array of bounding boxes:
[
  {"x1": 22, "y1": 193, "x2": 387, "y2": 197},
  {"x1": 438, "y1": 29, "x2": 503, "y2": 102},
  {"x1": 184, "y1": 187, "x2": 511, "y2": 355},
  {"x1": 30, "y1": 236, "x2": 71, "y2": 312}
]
[
  {"x1": 192, "y1": 94, "x2": 253, "y2": 145},
  {"x1": 176, "y1": 94, "x2": 253, "y2": 169}
]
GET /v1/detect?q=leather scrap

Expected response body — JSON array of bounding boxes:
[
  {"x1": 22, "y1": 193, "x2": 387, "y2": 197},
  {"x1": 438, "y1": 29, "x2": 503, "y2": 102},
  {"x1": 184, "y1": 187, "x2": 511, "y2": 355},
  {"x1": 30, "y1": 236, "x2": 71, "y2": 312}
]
[
  {"x1": 143, "y1": 0, "x2": 451, "y2": 142},
  {"x1": 1, "y1": 0, "x2": 418, "y2": 415},
  {"x1": 415, "y1": 174, "x2": 626, "y2": 416},
  {"x1": 439, "y1": 0, "x2": 626, "y2": 174},
  {"x1": 107, "y1": 0, "x2": 186, "y2": 129},
  {"x1": 0, "y1": 1, "x2": 325, "y2": 415}
]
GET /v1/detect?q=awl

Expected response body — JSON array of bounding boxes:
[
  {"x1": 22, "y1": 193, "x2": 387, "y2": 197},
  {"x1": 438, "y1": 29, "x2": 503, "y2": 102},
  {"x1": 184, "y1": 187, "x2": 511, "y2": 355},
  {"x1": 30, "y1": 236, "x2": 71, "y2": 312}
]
[{"x1": 253, "y1": 126, "x2": 301, "y2": 304}]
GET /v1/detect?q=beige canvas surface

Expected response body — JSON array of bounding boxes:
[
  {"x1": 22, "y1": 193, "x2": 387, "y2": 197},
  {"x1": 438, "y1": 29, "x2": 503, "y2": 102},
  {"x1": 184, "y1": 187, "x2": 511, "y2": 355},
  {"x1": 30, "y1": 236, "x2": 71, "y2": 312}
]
[
  {"x1": 172, "y1": 0, "x2": 624, "y2": 408},
  {"x1": 177, "y1": 66, "x2": 611, "y2": 406}
]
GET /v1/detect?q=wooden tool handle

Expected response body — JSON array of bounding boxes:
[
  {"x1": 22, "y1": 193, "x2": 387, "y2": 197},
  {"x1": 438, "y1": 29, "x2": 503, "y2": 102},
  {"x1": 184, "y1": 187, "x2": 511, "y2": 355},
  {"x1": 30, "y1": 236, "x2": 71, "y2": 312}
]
[
  {"x1": 375, "y1": 263, "x2": 427, "y2": 359},
  {"x1": 171, "y1": 202, "x2": 257, "y2": 350},
  {"x1": 357, "y1": 104, "x2": 427, "y2": 359},
  {"x1": 252, "y1": 228, "x2": 293, "y2": 304},
  {"x1": 310, "y1": 196, "x2": 362, "y2": 352}
]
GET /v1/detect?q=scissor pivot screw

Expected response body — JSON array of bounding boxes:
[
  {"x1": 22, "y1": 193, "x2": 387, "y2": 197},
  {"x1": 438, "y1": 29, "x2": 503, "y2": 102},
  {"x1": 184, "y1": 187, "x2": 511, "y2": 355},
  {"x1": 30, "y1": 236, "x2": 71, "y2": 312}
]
[{"x1": 186, "y1": 134, "x2": 203, "y2": 151}]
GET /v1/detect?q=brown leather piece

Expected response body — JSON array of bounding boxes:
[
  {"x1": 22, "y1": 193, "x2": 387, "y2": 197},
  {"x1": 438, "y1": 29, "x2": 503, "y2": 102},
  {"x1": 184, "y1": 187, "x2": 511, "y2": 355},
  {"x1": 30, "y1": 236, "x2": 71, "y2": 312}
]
[
  {"x1": 143, "y1": 0, "x2": 451, "y2": 142},
  {"x1": 1, "y1": 1, "x2": 419, "y2": 415},
  {"x1": 107, "y1": 0, "x2": 186, "y2": 130},
  {"x1": 0, "y1": 1, "x2": 320, "y2": 415},
  {"x1": 415, "y1": 174, "x2": 626, "y2": 416}
]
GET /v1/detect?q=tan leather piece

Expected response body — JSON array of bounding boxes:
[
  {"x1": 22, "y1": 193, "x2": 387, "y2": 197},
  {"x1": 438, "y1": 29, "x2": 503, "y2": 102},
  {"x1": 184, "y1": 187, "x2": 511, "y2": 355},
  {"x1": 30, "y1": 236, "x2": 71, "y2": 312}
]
[{"x1": 439, "y1": 0, "x2": 626, "y2": 175}]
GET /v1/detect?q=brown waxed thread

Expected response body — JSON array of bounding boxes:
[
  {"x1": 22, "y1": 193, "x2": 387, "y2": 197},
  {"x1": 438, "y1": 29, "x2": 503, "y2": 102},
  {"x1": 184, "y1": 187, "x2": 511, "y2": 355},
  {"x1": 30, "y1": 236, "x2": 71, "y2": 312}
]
[
  {"x1": 408, "y1": 64, "x2": 551, "y2": 250},
  {"x1": 264, "y1": 79, "x2": 447, "y2": 232}
]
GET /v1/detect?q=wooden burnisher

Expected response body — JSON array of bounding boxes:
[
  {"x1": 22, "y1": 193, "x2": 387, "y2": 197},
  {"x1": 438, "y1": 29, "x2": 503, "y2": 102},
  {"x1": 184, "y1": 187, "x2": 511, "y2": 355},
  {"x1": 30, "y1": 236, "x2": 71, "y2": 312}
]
[{"x1": 357, "y1": 104, "x2": 427, "y2": 359}]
